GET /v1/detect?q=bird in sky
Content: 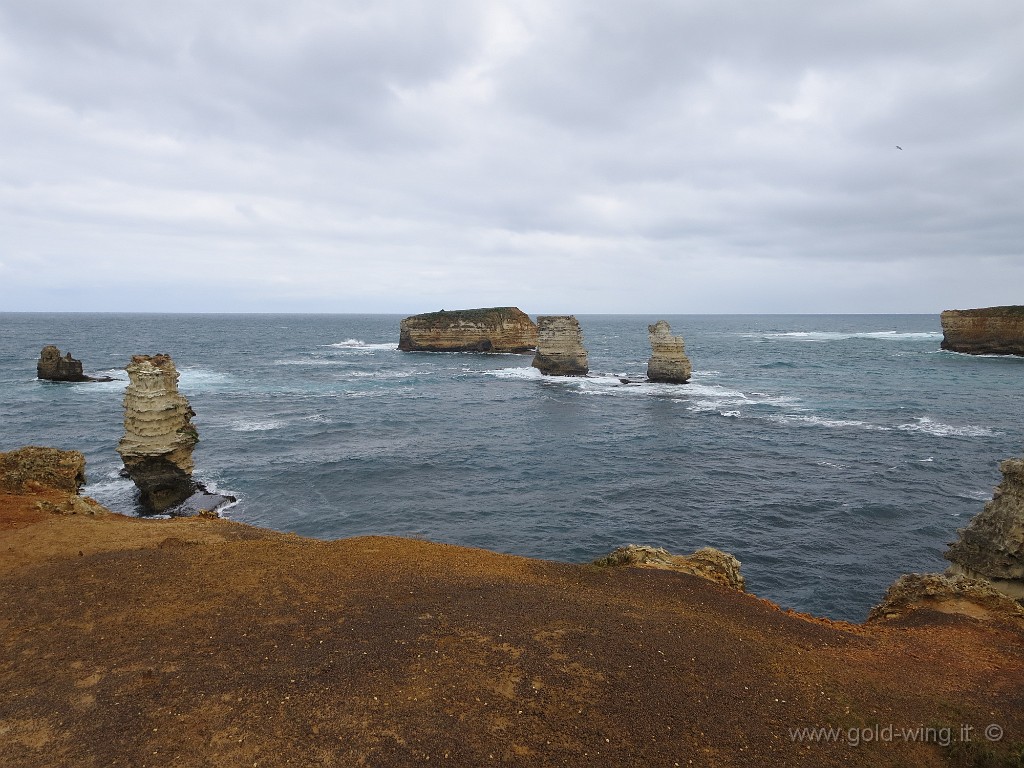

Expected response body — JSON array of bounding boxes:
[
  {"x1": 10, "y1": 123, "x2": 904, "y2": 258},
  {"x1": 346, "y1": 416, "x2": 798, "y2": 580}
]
[{"x1": 896, "y1": 145, "x2": 903, "y2": 150}]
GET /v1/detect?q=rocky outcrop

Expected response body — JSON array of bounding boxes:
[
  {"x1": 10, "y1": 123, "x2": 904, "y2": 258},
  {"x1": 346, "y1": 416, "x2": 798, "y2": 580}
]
[
  {"x1": 398, "y1": 307, "x2": 537, "y2": 352},
  {"x1": 531, "y1": 315, "x2": 589, "y2": 376},
  {"x1": 945, "y1": 457, "x2": 1024, "y2": 600},
  {"x1": 868, "y1": 573, "x2": 1024, "y2": 622},
  {"x1": 940, "y1": 306, "x2": 1024, "y2": 356},
  {"x1": 646, "y1": 321, "x2": 692, "y2": 383},
  {"x1": 0, "y1": 446, "x2": 87, "y2": 494},
  {"x1": 593, "y1": 544, "x2": 745, "y2": 591},
  {"x1": 36, "y1": 345, "x2": 115, "y2": 382},
  {"x1": 117, "y1": 355, "x2": 200, "y2": 512}
]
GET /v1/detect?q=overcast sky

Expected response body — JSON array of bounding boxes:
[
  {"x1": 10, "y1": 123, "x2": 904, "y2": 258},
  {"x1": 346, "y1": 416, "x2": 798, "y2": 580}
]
[{"x1": 1, "y1": 0, "x2": 1021, "y2": 314}]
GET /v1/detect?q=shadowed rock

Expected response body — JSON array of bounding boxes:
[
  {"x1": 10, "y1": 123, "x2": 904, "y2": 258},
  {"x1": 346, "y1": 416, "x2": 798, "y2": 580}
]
[
  {"x1": 36, "y1": 345, "x2": 114, "y2": 382},
  {"x1": 646, "y1": 320, "x2": 692, "y2": 383},
  {"x1": 945, "y1": 457, "x2": 1024, "y2": 600},
  {"x1": 531, "y1": 315, "x2": 589, "y2": 376}
]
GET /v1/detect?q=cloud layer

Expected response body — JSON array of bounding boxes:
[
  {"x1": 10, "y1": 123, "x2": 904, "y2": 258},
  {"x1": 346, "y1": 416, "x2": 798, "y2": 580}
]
[{"x1": 2, "y1": 0, "x2": 1022, "y2": 312}]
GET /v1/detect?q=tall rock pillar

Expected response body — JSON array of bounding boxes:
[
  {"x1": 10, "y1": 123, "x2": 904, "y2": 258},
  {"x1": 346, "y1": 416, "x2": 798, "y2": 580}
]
[
  {"x1": 531, "y1": 316, "x2": 589, "y2": 376},
  {"x1": 646, "y1": 321, "x2": 692, "y2": 383},
  {"x1": 116, "y1": 354, "x2": 198, "y2": 512}
]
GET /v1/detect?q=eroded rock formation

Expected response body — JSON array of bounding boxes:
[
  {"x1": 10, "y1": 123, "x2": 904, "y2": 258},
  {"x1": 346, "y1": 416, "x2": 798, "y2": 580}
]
[
  {"x1": 868, "y1": 573, "x2": 1024, "y2": 622},
  {"x1": 0, "y1": 446, "x2": 106, "y2": 516},
  {"x1": 940, "y1": 306, "x2": 1024, "y2": 356},
  {"x1": 398, "y1": 307, "x2": 537, "y2": 352},
  {"x1": 945, "y1": 458, "x2": 1024, "y2": 600},
  {"x1": 531, "y1": 315, "x2": 589, "y2": 376},
  {"x1": 593, "y1": 544, "x2": 745, "y2": 592},
  {"x1": 36, "y1": 345, "x2": 114, "y2": 382},
  {"x1": 117, "y1": 354, "x2": 200, "y2": 512},
  {"x1": 646, "y1": 321, "x2": 692, "y2": 383}
]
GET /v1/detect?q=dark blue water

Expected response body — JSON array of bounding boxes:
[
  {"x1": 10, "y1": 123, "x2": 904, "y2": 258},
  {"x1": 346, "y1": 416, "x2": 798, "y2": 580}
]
[{"x1": 2, "y1": 313, "x2": 1021, "y2": 621}]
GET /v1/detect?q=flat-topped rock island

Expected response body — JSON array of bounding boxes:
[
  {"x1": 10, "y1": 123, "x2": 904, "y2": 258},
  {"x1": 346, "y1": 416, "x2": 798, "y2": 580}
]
[
  {"x1": 398, "y1": 307, "x2": 538, "y2": 352},
  {"x1": 940, "y1": 305, "x2": 1024, "y2": 356}
]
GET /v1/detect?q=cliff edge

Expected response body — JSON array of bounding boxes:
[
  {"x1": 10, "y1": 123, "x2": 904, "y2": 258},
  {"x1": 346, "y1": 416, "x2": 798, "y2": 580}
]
[
  {"x1": 940, "y1": 305, "x2": 1024, "y2": 356},
  {"x1": 398, "y1": 307, "x2": 537, "y2": 352}
]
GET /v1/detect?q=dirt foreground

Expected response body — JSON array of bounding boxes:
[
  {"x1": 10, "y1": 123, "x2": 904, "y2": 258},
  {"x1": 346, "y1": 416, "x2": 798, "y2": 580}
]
[{"x1": 2, "y1": 486, "x2": 1023, "y2": 766}]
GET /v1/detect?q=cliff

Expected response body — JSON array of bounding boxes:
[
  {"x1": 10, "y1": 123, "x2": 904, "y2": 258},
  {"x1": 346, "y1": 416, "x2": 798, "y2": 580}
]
[
  {"x1": 398, "y1": 307, "x2": 537, "y2": 352},
  {"x1": 116, "y1": 354, "x2": 199, "y2": 512},
  {"x1": 3, "y1": 448, "x2": 1024, "y2": 767},
  {"x1": 531, "y1": 315, "x2": 589, "y2": 376},
  {"x1": 646, "y1": 320, "x2": 692, "y2": 383},
  {"x1": 2, "y1": 447, "x2": 1023, "y2": 767},
  {"x1": 940, "y1": 305, "x2": 1024, "y2": 356},
  {"x1": 945, "y1": 457, "x2": 1024, "y2": 599}
]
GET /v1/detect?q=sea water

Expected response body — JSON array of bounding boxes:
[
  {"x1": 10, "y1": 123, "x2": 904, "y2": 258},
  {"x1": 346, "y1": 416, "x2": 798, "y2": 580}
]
[{"x1": 1, "y1": 313, "x2": 1020, "y2": 621}]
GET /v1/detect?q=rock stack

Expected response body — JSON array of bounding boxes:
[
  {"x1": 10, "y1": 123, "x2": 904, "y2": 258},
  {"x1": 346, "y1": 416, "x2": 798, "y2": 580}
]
[
  {"x1": 399, "y1": 307, "x2": 538, "y2": 352},
  {"x1": 646, "y1": 321, "x2": 692, "y2": 383},
  {"x1": 531, "y1": 316, "x2": 589, "y2": 376},
  {"x1": 945, "y1": 457, "x2": 1024, "y2": 600},
  {"x1": 940, "y1": 306, "x2": 1024, "y2": 356},
  {"x1": 37, "y1": 345, "x2": 88, "y2": 382},
  {"x1": 117, "y1": 354, "x2": 200, "y2": 512}
]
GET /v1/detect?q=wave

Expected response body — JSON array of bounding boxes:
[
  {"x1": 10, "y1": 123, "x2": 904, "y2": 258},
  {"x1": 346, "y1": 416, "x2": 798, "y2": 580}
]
[
  {"x1": 896, "y1": 417, "x2": 999, "y2": 438},
  {"x1": 483, "y1": 366, "x2": 544, "y2": 380},
  {"x1": 228, "y1": 419, "x2": 286, "y2": 432},
  {"x1": 768, "y1": 413, "x2": 892, "y2": 431},
  {"x1": 748, "y1": 331, "x2": 942, "y2": 342},
  {"x1": 325, "y1": 339, "x2": 398, "y2": 351}
]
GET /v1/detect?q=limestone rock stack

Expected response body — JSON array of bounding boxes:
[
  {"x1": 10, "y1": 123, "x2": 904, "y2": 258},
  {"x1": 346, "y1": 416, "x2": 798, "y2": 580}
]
[
  {"x1": 531, "y1": 316, "x2": 589, "y2": 376},
  {"x1": 37, "y1": 345, "x2": 87, "y2": 382},
  {"x1": 399, "y1": 307, "x2": 537, "y2": 352},
  {"x1": 646, "y1": 321, "x2": 692, "y2": 383},
  {"x1": 940, "y1": 306, "x2": 1024, "y2": 356},
  {"x1": 945, "y1": 457, "x2": 1024, "y2": 600},
  {"x1": 117, "y1": 354, "x2": 199, "y2": 512}
]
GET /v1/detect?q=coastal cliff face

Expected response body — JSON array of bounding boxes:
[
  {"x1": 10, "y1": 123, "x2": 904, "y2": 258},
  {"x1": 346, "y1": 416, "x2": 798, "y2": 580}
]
[
  {"x1": 531, "y1": 315, "x2": 589, "y2": 376},
  {"x1": 940, "y1": 305, "x2": 1024, "y2": 355},
  {"x1": 0, "y1": 446, "x2": 86, "y2": 494},
  {"x1": 593, "y1": 544, "x2": 744, "y2": 591},
  {"x1": 116, "y1": 354, "x2": 198, "y2": 512},
  {"x1": 37, "y1": 345, "x2": 86, "y2": 381},
  {"x1": 945, "y1": 457, "x2": 1024, "y2": 599},
  {"x1": 646, "y1": 320, "x2": 692, "y2": 383},
  {"x1": 398, "y1": 307, "x2": 537, "y2": 352}
]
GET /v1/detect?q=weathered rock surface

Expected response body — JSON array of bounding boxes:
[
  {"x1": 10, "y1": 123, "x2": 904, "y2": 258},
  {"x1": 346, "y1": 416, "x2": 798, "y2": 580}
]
[
  {"x1": 36, "y1": 345, "x2": 114, "y2": 382},
  {"x1": 593, "y1": 544, "x2": 745, "y2": 591},
  {"x1": 646, "y1": 320, "x2": 692, "y2": 383},
  {"x1": 398, "y1": 307, "x2": 537, "y2": 352},
  {"x1": 0, "y1": 446, "x2": 87, "y2": 494},
  {"x1": 868, "y1": 573, "x2": 1024, "y2": 622},
  {"x1": 940, "y1": 305, "x2": 1024, "y2": 356},
  {"x1": 531, "y1": 315, "x2": 589, "y2": 376},
  {"x1": 945, "y1": 457, "x2": 1024, "y2": 600},
  {"x1": 117, "y1": 354, "x2": 200, "y2": 512}
]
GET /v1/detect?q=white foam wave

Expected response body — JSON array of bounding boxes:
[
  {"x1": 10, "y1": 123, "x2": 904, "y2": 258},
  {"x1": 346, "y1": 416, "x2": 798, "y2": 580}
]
[
  {"x1": 326, "y1": 339, "x2": 398, "y2": 351},
  {"x1": 178, "y1": 368, "x2": 233, "y2": 390},
  {"x1": 896, "y1": 417, "x2": 998, "y2": 438},
  {"x1": 229, "y1": 419, "x2": 285, "y2": 432},
  {"x1": 483, "y1": 366, "x2": 544, "y2": 380},
  {"x1": 749, "y1": 331, "x2": 942, "y2": 342},
  {"x1": 769, "y1": 414, "x2": 891, "y2": 431}
]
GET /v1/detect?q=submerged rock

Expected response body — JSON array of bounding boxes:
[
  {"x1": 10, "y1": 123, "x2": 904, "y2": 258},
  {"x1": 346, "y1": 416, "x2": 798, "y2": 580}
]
[
  {"x1": 36, "y1": 346, "x2": 114, "y2": 382},
  {"x1": 646, "y1": 320, "x2": 692, "y2": 384},
  {"x1": 868, "y1": 573, "x2": 1024, "y2": 622},
  {"x1": 117, "y1": 354, "x2": 200, "y2": 512},
  {"x1": 398, "y1": 307, "x2": 537, "y2": 352},
  {"x1": 593, "y1": 544, "x2": 745, "y2": 592},
  {"x1": 531, "y1": 315, "x2": 589, "y2": 376},
  {"x1": 940, "y1": 305, "x2": 1024, "y2": 356},
  {"x1": 945, "y1": 457, "x2": 1024, "y2": 600}
]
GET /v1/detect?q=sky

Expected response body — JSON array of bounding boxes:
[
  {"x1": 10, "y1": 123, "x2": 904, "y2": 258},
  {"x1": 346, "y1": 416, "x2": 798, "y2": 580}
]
[{"x1": 1, "y1": 0, "x2": 1022, "y2": 314}]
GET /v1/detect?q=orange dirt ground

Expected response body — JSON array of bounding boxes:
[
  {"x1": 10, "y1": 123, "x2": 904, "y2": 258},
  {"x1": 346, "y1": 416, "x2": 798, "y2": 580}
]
[{"x1": 2, "y1": 491, "x2": 1023, "y2": 767}]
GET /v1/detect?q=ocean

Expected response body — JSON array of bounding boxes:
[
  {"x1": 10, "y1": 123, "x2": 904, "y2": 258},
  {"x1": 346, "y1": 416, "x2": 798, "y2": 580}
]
[{"x1": 1, "y1": 313, "x2": 1020, "y2": 621}]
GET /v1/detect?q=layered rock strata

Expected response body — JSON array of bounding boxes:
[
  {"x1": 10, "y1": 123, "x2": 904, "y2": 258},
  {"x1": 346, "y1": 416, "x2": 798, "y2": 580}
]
[
  {"x1": 531, "y1": 315, "x2": 589, "y2": 376},
  {"x1": 117, "y1": 355, "x2": 200, "y2": 512},
  {"x1": 646, "y1": 320, "x2": 692, "y2": 383},
  {"x1": 398, "y1": 307, "x2": 537, "y2": 352},
  {"x1": 945, "y1": 457, "x2": 1024, "y2": 600},
  {"x1": 593, "y1": 544, "x2": 745, "y2": 592},
  {"x1": 940, "y1": 305, "x2": 1024, "y2": 356}
]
